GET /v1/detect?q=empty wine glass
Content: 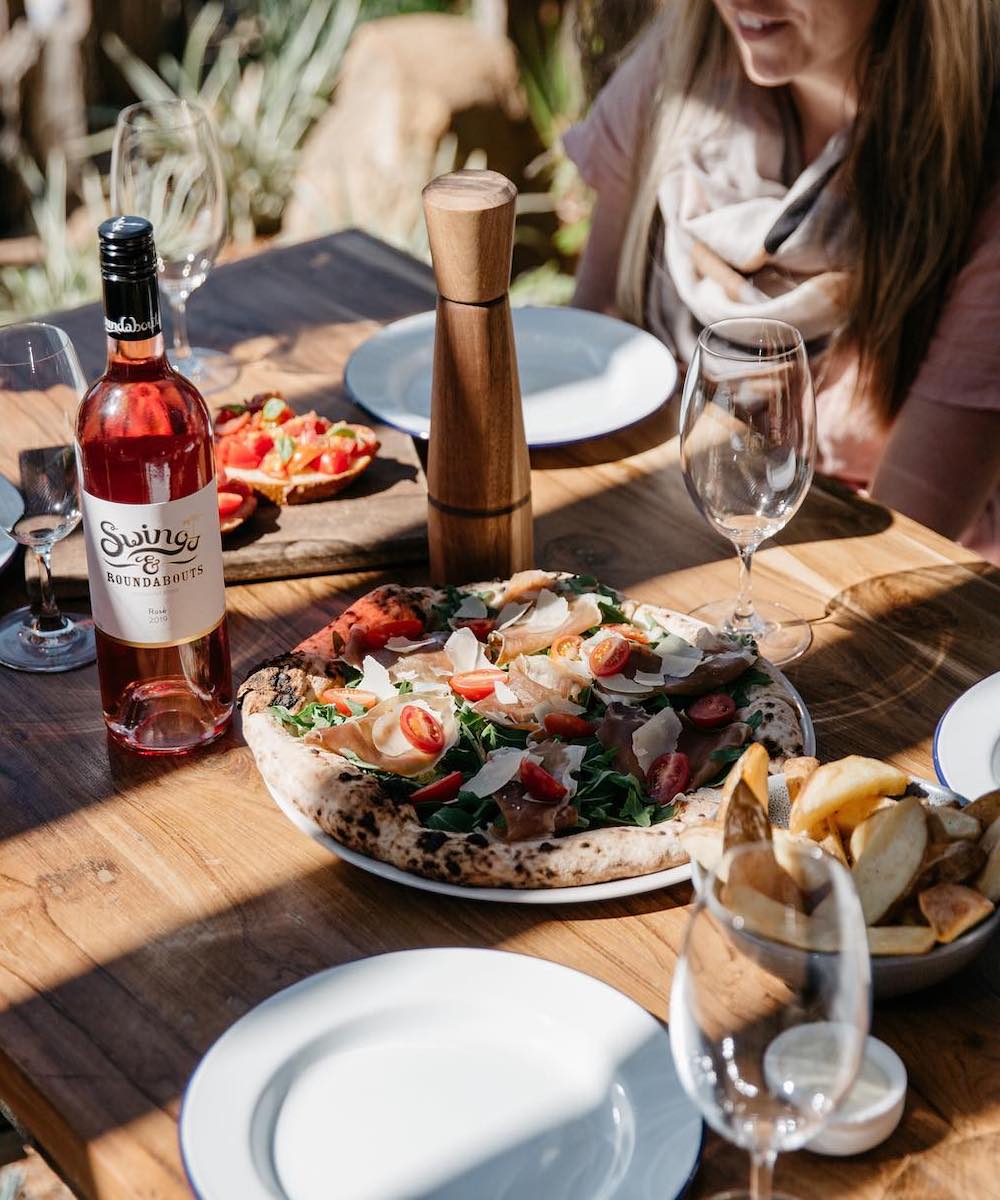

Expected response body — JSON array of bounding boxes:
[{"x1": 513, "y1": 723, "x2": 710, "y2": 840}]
[
  {"x1": 670, "y1": 840, "x2": 870, "y2": 1199},
  {"x1": 111, "y1": 99, "x2": 236, "y2": 392},
  {"x1": 679, "y1": 318, "x2": 816, "y2": 664},
  {"x1": 0, "y1": 324, "x2": 95, "y2": 671}
]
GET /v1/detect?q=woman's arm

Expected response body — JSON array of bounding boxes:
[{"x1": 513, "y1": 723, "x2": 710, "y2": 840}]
[
  {"x1": 571, "y1": 196, "x2": 629, "y2": 314},
  {"x1": 870, "y1": 395, "x2": 1000, "y2": 542}
]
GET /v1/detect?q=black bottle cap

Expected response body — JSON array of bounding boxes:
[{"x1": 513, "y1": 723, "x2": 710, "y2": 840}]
[{"x1": 98, "y1": 215, "x2": 158, "y2": 281}]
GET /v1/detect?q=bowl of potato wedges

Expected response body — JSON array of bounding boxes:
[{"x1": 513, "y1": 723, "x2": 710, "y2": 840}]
[{"x1": 681, "y1": 745, "x2": 1000, "y2": 999}]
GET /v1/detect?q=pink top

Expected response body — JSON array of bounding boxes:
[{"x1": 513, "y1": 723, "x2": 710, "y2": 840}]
[{"x1": 564, "y1": 37, "x2": 1000, "y2": 565}]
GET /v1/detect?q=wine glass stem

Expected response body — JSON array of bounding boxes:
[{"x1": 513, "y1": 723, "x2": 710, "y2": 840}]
[
  {"x1": 732, "y1": 544, "x2": 756, "y2": 630},
  {"x1": 170, "y1": 294, "x2": 191, "y2": 361},
  {"x1": 32, "y1": 545, "x2": 66, "y2": 632},
  {"x1": 750, "y1": 1149, "x2": 776, "y2": 1200}
]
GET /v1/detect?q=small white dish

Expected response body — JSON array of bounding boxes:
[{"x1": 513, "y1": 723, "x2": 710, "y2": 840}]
[
  {"x1": 180, "y1": 948, "x2": 703, "y2": 1200},
  {"x1": 934, "y1": 671, "x2": 1000, "y2": 800},
  {"x1": 764, "y1": 1029, "x2": 906, "y2": 1157},
  {"x1": 343, "y1": 305, "x2": 679, "y2": 448}
]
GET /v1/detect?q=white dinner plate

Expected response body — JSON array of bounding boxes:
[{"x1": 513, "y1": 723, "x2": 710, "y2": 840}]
[
  {"x1": 0, "y1": 475, "x2": 23, "y2": 575},
  {"x1": 934, "y1": 671, "x2": 1000, "y2": 799},
  {"x1": 343, "y1": 306, "x2": 678, "y2": 447},
  {"x1": 265, "y1": 667, "x2": 814, "y2": 905},
  {"x1": 180, "y1": 948, "x2": 703, "y2": 1200}
]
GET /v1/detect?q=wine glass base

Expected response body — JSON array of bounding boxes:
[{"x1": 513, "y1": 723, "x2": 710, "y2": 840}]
[
  {"x1": 688, "y1": 598, "x2": 813, "y2": 666},
  {"x1": 0, "y1": 608, "x2": 96, "y2": 672},
  {"x1": 168, "y1": 346, "x2": 239, "y2": 394}
]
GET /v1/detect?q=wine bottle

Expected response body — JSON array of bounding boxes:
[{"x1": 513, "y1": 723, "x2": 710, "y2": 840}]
[{"x1": 76, "y1": 215, "x2": 233, "y2": 754}]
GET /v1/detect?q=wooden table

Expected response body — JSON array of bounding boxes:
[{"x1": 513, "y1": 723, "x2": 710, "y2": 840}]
[{"x1": 2, "y1": 231, "x2": 999, "y2": 1200}]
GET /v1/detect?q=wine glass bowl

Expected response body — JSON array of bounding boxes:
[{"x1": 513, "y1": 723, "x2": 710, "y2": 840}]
[
  {"x1": 111, "y1": 100, "x2": 234, "y2": 390},
  {"x1": 670, "y1": 840, "x2": 870, "y2": 1199},
  {"x1": 0, "y1": 323, "x2": 95, "y2": 672},
  {"x1": 679, "y1": 318, "x2": 816, "y2": 665}
]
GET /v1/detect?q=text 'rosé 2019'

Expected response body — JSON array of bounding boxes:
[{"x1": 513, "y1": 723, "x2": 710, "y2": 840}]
[{"x1": 76, "y1": 216, "x2": 233, "y2": 754}]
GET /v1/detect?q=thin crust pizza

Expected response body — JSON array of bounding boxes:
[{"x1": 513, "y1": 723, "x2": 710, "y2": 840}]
[{"x1": 240, "y1": 571, "x2": 807, "y2": 888}]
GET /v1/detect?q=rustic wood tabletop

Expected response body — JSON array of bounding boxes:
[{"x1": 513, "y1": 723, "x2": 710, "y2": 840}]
[{"x1": 1, "y1": 230, "x2": 999, "y2": 1200}]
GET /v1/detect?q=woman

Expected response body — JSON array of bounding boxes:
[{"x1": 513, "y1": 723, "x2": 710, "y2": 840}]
[{"x1": 564, "y1": 0, "x2": 1000, "y2": 564}]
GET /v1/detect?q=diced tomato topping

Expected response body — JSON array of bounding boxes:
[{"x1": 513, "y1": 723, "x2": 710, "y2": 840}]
[
  {"x1": 245, "y1": 430, "x2": 274, "y2": 459},
  {"x1": 220, "y1": 438, "x2": 264, "y2": 470},
  {"x1": 550, "y1": 634, "x2": 583, "y2": 660},
  {"x1": 217, "y1": 491, "x2": 245, "y2": 517},
  {"x1": 647, "y1": 752, "x2": 690, "y2": 805},
  {"x1": 319, "y1": 687, "x2": 380, "y2": 715},
  {"x1": 214, "y1": 408, "x2": 250, "y2": 437},
  {"x1": 519, "y1": 758, "x2": 567, "y2": 803},
  {"x1": 409, "y1": 771, "x2": 464, "y2": 806},
  {"x1": 317, "y1": 447, "x2": 352, "y2": 476},
  {"x1": 687, "y1": 692, "x2": 736, "y2": 730},
  {"x1": 604, "y1": 623, "x2": 649, "y2": 644},
  {"x1": 260, "y1": 448, "x2": 290, "y2": 478},
  {"x1": 542, "y1": 712, "x2": 597, "y2": 739},
  {"x1": 359, "y1": 617, "x2": 426, "y2": 650},
  {"x1": 450, "y1": 669, "x2": 505, "y2": 702},
  {"x1": 399, "y1": 704, "x2": 446, "y2": 754},
  {"x1": 289, "y1": 442, "x2": 327, "y2": 474},
  {"x1": 455, "y1": 617, "x2": 496, "y2": 642},
  {"x1": 587, "y1": 634, "x2": 630, "y2": 677}
]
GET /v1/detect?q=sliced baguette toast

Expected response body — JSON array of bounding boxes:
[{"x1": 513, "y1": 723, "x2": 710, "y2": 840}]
[{"x1": 224, "y1": 451, "x2": 375, "y2": 505}]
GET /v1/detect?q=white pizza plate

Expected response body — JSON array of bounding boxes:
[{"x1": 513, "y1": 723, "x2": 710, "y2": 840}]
[
  {"x1": 343, "y1": 306, "x2": 678, "y2": 448},
  {"x1": 265, "y1": 666, "x2": 814, "y2": 905},
  {"x1": 180, "y1": 948, "x2": 703, "y2": 1200},
  {"x1": 933, "y1": 671, "x2": 1000, "y2": 800}
]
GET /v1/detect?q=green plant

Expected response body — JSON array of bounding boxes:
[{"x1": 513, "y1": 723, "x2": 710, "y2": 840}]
[{"x1": 103, "y1": 0, "x2": 361, "y2": 241}]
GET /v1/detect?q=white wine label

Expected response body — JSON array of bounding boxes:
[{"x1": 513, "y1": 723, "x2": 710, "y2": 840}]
[{"x1": 80, "y1": 479, "x2": 226, "y2": 646}]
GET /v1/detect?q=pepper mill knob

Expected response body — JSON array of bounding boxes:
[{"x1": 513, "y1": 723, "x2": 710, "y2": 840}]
[{"x1": 422, "y1": 169, "x2": 518, "y2": 304}]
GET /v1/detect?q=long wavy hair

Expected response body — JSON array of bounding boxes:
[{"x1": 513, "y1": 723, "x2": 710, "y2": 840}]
[{"x1": 613, "y1": 0, "x2": 1000, "y2": 421}]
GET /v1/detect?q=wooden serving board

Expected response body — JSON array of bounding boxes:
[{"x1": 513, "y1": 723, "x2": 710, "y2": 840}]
[{"x1": 31, "y1": 231, "x2": 436, "y2": 595}]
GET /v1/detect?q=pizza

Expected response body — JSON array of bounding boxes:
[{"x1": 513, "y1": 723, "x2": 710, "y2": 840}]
[
  {"x1": 214, "y1": 391, "x2": 379, "y2": 508},
  {"x1": 239, "y1": 571, "x2": 808, "y2": 889}
]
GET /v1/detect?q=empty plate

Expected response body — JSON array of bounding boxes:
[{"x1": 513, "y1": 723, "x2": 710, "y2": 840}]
[
  {"x1": 343, "y1": 306, "x2": 678, "y2": 447},
  {"x1": 934, "y1": 671, "x2": 1000, "y2": 799},
  {"x1": 181, "y1": 948, "x2": 702, "y2": 1200}
]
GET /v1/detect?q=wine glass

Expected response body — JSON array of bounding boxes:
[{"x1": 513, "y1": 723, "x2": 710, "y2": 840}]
[
  {"x1": 670, "y1": 840, "x2": 870, "y2": 1200},
  {"x1": 0, "y1": 324, "x2": 95, "y2": 672},
  {"x1": 111, "y1": 99, "x2": 236, "y2": 392},
  {"x1": 679, "y1": 318, "x2": 816, "y2": 665}
]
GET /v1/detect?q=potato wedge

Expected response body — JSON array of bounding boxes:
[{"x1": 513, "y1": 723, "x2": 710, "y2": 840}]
[
  {"x1": 813, "y1": 818, "x2": 849, "y2": 867},
  {"x1": 833, "y1": 794, "x2": 895, "y2": 835},
  {"x1": 974, "y1": 837, "x2": 1000, "y2": 902},
  {"x1": 783, "y1": 756, "x2": 820, "y2": 804},
  {"x1": 912, "y1": 840, "x2": 986, "y2": 892},
  {"x1": 848, "y1": 805, "x2": 895, "y2": 865},
  {"x1": 722, "y1": 777, "x2": 771, "y2": 852},
  {"x1": 918, "y1": 883, "x2": 994, "y2": 943},
  {"x1": 725, "y1": 845, "x2": 805, "y2": 911},
  {"x1": 790, "y1": 756, "x2": 909, "y2": 836},
  {"x1": 926, "y1": 806, "x2": 982, "y2": 843},
  {"x1": 717, "y1": 743, "x2": 770, "y2": 829},
  {"x1": 851, "y1": 796, "x2": 928, "y2": 925},
  {"x1": 980, "y1": 814, "x2": 1000, "y2": 858},
  {"x1": 679, "y1": 822, "x2": 724, "y2": 875},
  {"x1": 722, "y1": 883, "x2": 836, "y2": 951},
  {"x1": 966, "y1": 789, "x2": 1000, "y2": 829},
  {"x1": 867, "y1": 925, "x2": 936, "y2": 956},
  {"x1": 773, "y1": 828, "x2": 835, "y2": 895}
]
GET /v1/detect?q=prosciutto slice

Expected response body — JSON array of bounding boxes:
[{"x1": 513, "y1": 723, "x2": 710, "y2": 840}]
[
  {"x1": 493, "y1": 781, "x2": 578, "y2": 842},
  {"x1": 678, "y1": 720, "x2": 751, "y2": 788},
  {"x1": 492, "y1": 593, "x2": 603, "y2": 664},
  {"x1": 304, "y1": 692, "x2": 457, "y2": 777},
  {"x1": 473, "y1": 652, "x2": 589, "y2": 725}
]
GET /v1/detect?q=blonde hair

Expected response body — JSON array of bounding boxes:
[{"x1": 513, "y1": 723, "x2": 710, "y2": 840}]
[{"x1": 615, "y1": 0, "x2": 1000, "y2": 420}]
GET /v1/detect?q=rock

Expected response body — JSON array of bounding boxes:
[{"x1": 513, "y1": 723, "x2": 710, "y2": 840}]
[{"x1": 283, "y1": 13, "x2": 541, "y2": 249}]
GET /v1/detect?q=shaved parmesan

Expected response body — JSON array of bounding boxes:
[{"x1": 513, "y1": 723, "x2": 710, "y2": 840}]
[
  {"x1": 534, "y1": 697, "x2": 586, "y2": 721},
  {"x1": 597, "y1": 674, "x2": 655, "y2": 695},
  {"x1": 463, "y1": 748, "x2": 529, "y2": 798},
  {"x1": 384, "y1": 636, "x2": 440, "y2": 653},
  {"x1": 496, "y1": 600, "x2": 531, "y2": 629},
  {"x1": 445, "y1": 627, "x2": 491, "y2": 674},
  {"x1": 654, "y1": 633, "x2": 703, "y2": 678},
  {"x1": 453, "y1": 593, "x2": 488, "y2": 620},
  {"x1": 359, "y1": 655, "x2": 397, "y2": 700},
  {"x1": 494, "y1": 679, "x2": 519, "y2": 705},
  {"x1": 634, "y1": 670, "x2": 666, "y2": 686},
  {"x1": 582, "y1": 626, "x2": 617, "y2": 651},
  {"x1": 631, "y1": 707, "x2": 682, "y2": 776},
  {"x1": 519, "y1": 588, "x2": 568, "y2": 633}
]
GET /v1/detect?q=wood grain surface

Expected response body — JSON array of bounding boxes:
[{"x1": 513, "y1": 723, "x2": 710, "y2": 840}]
[{"x1": 2, "y1": 231, "x2": 1000, "y2": 1200}]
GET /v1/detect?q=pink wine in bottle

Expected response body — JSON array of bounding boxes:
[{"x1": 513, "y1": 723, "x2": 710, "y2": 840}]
[{"x1": 76, "y1": 216, "x2": 233, "y2": 754}]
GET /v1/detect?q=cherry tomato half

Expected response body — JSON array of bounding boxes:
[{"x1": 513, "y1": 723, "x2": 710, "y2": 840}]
[
  {"x1": 603, "y1": 623, "x2": 649, "y2": 644},
  {"x1": 542, "y1": 712, "x2": 597, "y2": 739},
  {"x1": 687, "y1": 692, "x2": 736, "y2": 730},
  {"x1": 450, "y1": 669, "x2": 505, "y2": 702},
  {"x1": 519, "y1": 759, "x2": 568, "y2": 803},
  {"x1": 217, "y1": 491, "x2": 245, "y2": 517},
  {"x1": 399, "y1": 704, "x2": 446, "y2": 754},
  {"x1": 319, "y1": 687, "x2": 380, "y2": 716},
  {"x1": 360, "y1": 617, "x2": 426, "y2": 650},
  {"x1": 647, "y1": 751, "x2": 691, "y2": 805},
  {"x1": 317, "y1": 447, "x2": 351, "y2": 476},
  {"x1": 586, "y1": 634, "x2": 630, "y2": 678},
  {"x1": 409, "y1": 771, "x2": 464, "y2": 806},
  {"x1": 550, "y1": 634, "x2": 583, "y2": 660},
  {"x1": 455, "y1": 617, "x2": 496, "y2": 642}
]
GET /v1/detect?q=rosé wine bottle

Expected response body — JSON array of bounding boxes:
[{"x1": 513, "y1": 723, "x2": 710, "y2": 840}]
[{"x1": 76, "y1": 216, "x2": 233, "y2": 754}]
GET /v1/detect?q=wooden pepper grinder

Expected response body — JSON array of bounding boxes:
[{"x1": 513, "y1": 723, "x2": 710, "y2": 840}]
[{"x1": 422, "y1": 169, "x2": 533, "y2": 583}]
